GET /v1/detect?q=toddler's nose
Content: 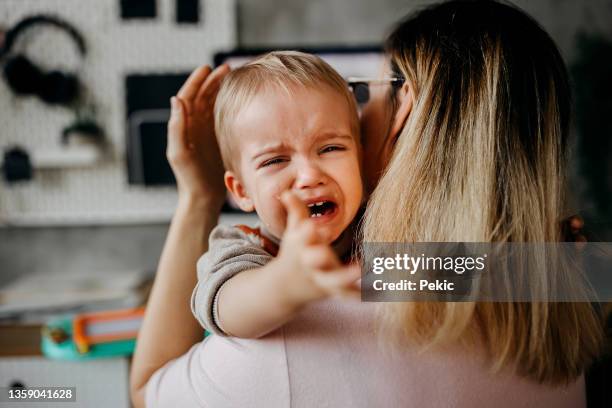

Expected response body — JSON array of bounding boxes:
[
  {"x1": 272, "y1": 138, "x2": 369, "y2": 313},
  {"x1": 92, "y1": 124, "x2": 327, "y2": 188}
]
[{"x1": 293, "y1": 160, "x2": 327, "y2": 190}]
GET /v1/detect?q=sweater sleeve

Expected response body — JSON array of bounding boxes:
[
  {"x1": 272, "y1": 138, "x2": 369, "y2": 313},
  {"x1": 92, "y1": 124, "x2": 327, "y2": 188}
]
[{"x1": 190, "y1": 224, "x2": 274, "y2": 335}]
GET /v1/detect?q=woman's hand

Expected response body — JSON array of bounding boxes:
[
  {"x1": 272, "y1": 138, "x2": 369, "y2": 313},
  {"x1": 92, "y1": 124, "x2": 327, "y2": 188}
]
[
  {"x1": 562, "y1": 215, "x2": 587, "y2": 244},
  {"x1": 278, "y1": 191, "x2": 361, "y2": 305},
  {"x1": 167, "y1": 64, "x2": 231, "y2": 208},
  {"x1": 130, "y1": 66, "x2": 230, "y2": 407}
]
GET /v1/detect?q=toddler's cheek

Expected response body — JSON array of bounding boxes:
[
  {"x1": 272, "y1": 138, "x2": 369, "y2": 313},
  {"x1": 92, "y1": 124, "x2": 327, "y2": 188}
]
[{"x1": 259, "y1": 200, "x2": 287, "y2": 240}]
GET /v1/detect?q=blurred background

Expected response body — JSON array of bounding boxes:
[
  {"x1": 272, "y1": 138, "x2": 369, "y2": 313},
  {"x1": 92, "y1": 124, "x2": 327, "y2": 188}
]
[{"x1": 0, "y1": 1, "x2": 610, "y2": 405}]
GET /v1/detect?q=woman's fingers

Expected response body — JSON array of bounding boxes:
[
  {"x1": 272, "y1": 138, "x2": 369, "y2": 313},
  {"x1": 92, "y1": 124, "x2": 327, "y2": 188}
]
[
  {"x1": 561, "y1": 214, "x2": 587, "y2": 243},
  {"x1": 569, "y1": 215, "x2": 584, "y2": 234},
  {"x1": 281, "y1": 191, "x2": 310, "y2": 231},
  {"x1": 196, "y1": 64, "x2": 230, "y2": 104},
  {"x1": 167, "y1": 97, "x2": 188, "y2": 161},
  {"x1": 177, "y1": 65, "x2": 212, "y2": 104}
]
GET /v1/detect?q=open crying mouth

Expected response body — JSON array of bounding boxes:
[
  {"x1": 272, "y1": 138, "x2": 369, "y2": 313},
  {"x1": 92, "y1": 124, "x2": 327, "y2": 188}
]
[{"x1": 307, "y1": 201, "x2": 336, "y2": 218}]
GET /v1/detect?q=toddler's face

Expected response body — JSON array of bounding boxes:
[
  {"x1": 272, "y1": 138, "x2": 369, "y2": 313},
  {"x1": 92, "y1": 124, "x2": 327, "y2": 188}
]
[{"x1": 225, "y1": 85, "x2": 363, "y2": 243}]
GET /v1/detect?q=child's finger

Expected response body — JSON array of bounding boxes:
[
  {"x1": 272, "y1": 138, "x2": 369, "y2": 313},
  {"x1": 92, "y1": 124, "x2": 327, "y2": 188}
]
[
  {"x1": 281, "y1": 191, "x2": 310, "y2": 230},
  {"x1": 293, "y1": 221, "x2": 321, "y2": 245},
  {"x1": 301, "y1": 245, "x2": 341, "y2": 271},
  {"x1": 334, "y1": 285, "x2": 361, "y2": 301},
  {"x1": 312, "y1": 264, "x2": 362, "y2": 297}
]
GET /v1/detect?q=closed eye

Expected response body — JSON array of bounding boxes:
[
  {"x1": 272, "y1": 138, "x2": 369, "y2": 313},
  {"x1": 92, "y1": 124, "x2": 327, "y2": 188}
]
[
  {"x1": 260, "y1": 157, "x2": 288, "y2": 168},
  {"x1": 320, "y1": 145, "x2": 346, "y2": 154}
]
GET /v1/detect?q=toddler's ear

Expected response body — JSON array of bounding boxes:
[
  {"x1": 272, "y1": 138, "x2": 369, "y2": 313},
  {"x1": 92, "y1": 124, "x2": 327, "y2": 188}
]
[{"x1": 224, "y1": 171, "x2": 255, "y2": 212}]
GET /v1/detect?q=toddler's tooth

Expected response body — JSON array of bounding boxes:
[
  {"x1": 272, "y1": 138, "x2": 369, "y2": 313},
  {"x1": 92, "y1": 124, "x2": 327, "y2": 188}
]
[{"x1": 316, "y1": 201, "x2": 324, "y2": 206}]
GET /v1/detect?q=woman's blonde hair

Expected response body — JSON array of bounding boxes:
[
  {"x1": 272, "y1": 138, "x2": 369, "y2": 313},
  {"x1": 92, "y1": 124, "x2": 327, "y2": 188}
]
[
  {"x1": 214, "y1": 51, "x2": 359, "y2": 172},
  {"x1": 362, "y1": 0, "x2": 604, "y2": 384}
]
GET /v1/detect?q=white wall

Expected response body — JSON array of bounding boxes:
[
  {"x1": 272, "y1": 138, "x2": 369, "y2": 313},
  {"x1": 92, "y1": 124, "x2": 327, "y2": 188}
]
[{"x1": 0, "y1": 0, "x2": 235, "y2": 225}]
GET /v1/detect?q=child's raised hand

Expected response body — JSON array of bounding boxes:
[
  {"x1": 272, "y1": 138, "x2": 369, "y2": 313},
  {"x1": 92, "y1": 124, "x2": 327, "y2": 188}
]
[{"x1": 278, "y1": 191, "x2": 361, "y2": 305}]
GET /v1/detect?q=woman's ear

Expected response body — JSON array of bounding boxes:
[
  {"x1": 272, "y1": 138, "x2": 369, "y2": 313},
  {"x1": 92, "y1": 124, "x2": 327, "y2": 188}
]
[
  {"x1": 224, "y1": 171, "x2": 255, "y2": 212},
  {"x1": 389, "y1": 82, "x2": 414, "y2": 140}
]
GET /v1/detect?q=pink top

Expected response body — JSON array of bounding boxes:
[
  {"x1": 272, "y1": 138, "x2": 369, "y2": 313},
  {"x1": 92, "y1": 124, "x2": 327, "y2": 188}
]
[{"x1": 146, "y1": 299, "x2": 585, "y2": 407}]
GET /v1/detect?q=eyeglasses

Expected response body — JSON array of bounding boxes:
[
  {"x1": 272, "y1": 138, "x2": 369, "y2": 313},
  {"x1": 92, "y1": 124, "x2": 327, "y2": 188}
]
[{"x1": 346, "y1": 76, "x2": 405, "y2": 105}]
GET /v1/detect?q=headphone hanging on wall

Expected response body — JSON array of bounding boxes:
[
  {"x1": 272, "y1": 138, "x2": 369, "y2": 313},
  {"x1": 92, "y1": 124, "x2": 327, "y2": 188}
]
[
  {"x1": 0, "y1": 15, "x2": 87, "y2": 106},
  {"x1": 0, "y1": 14, "x2": 104, "y2": 169}
]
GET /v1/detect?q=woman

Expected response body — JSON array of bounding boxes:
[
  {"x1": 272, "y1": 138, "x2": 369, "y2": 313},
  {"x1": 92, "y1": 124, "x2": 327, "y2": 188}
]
[{"x1": 130, "y1": 1, "x2": 604, "y2": 406}]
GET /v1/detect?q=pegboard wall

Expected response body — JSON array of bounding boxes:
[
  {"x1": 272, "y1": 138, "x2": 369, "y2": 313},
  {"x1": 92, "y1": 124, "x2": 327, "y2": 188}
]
[{"x1": 0, "y1": 0, "x2": 236, "y2": 226}]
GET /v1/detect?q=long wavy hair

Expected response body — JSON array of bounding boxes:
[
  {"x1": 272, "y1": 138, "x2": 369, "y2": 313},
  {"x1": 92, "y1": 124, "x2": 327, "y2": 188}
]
[{"x1": 361, "y1": 0, "x2": 604, "y2": 384}]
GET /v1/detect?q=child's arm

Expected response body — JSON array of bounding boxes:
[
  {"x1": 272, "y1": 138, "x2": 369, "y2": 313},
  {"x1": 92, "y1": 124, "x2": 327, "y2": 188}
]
[{"x1": 216, "y1": 192, "x2": 360, "y2": 338}]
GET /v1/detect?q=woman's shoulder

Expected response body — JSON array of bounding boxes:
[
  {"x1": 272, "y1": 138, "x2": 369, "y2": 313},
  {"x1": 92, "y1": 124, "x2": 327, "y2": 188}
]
[
  {"x1": 147, "y1": 300, "x2": 586, "y2": 408},
  {"x1": 146, "y1": 330, "x2": 290, "y2": 407},
  {"x1": 282, "y1": 300, "x2": 586, "y2": 408}
]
